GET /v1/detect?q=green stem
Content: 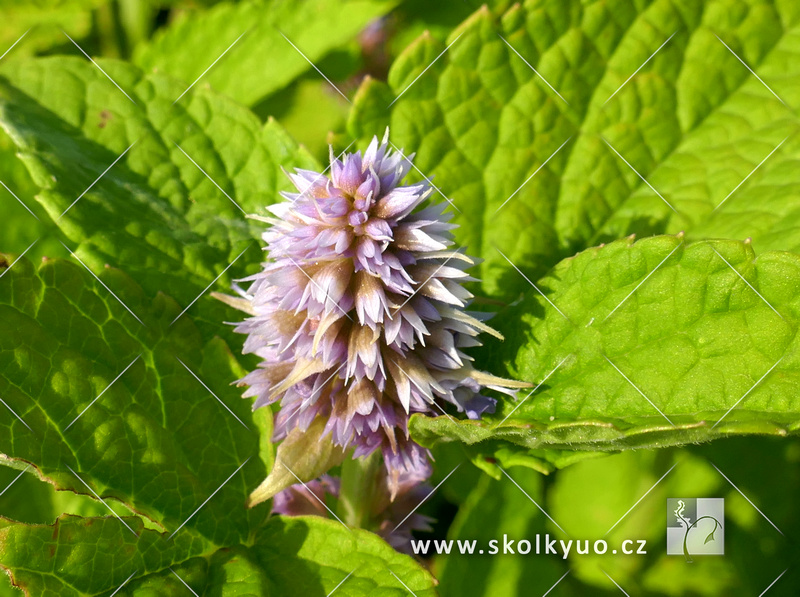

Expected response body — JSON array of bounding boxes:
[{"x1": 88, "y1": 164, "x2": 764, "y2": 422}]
[
  {"x1": 337, "y1": 451, "x2": 382, "y2": 529},
  {"x1": 93, "y1": 2, "x2": 125, "y2": 58}
]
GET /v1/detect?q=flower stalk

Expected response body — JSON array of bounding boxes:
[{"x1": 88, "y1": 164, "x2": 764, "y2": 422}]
[{"x1": 337, "y1": 449, "x2": 383, "y2": 529}]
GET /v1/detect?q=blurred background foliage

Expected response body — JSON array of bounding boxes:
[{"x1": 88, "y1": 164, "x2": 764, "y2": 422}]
[{"x1": 0, "y1": 1, "x2": 798, "y2": 596}]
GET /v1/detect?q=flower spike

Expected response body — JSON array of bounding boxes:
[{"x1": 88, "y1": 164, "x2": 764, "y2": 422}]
[{"x1": 226, "y1": 131, "x2": 527, "y2": 505}]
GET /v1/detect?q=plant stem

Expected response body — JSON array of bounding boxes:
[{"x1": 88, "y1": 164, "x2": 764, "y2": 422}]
[{"x1": 337, "y1": 451, "x2": 382, "y2": 529}]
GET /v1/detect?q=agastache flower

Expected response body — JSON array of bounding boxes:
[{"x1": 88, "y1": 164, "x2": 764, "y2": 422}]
[{"x1": 221, "y1": 130, "x2": 527, "y2": 505}]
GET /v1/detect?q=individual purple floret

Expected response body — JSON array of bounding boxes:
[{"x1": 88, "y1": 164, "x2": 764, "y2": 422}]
[{"x1": 223, "y1": 130, "x2": 526, "y2": 498}]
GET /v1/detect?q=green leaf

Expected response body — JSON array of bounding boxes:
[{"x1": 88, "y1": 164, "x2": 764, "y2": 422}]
[
  {"x1": 347, "y1": 1, "x2": 800, "y2": 300},
  {"x1": 0, "y1": 257, "x2": 437, "y2": 595},
  {"x1": 0, "y1": 130, "x2": 64, "y2": 262},
  {"x1": 0, "y1": 254, "x2": 267, "y2": 549},
  {"x1": 0, "y1": 56, "x2": 316, "y2": 341},
  {"x1": 0, "y1": 466, "x2": 112, "y2": 526},
  {"x1": 134, "y1": 0, "x2": 399, "y2": 107},
  {"x1": 0, "y1": 516, "x2": 205, "y2": 596},
  {"x1": 0, "y1": 515, "x2": 437, "y2": 596},
  {"x1": 386, "y1": 0, "x2": 514, "y2": 58},
  {"x1": 411, "y1": 235, "x2": 800, "y2": 455}
]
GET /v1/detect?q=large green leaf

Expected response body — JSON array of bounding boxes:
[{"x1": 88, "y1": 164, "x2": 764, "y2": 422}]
[
  {"x1": 0, "y1": 515, "x2": 437, "y2": 596},
  {"x1": 134, "y1": 0, "x2": 399, "y2": 107},
  {"x1": 347, "y1": 0, "x2": 800, "y2": 300},
  {"x1": 411, "y1": 235, "x2": 800, "y2": 457},
  {"x1": 0, "y1": 254, "x2": 267, "y2": 549},
  {"x1": 0, "y1": 56, "x2": 316, "y2": 341},
  {"x1": 0, "y1": 255, "x2": 436, "y2": 595}
]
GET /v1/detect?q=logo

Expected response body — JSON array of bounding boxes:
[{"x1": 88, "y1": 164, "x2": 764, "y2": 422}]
[{"x1": 666, "y1": 498, "x2": 724, "y2": 561}]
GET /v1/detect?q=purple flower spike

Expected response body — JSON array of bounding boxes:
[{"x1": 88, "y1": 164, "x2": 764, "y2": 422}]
[{"x1": 226, "y1": 130, "x2": 528, "y2": 500}]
